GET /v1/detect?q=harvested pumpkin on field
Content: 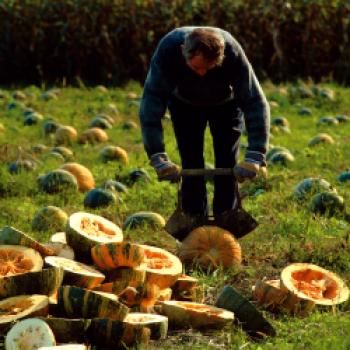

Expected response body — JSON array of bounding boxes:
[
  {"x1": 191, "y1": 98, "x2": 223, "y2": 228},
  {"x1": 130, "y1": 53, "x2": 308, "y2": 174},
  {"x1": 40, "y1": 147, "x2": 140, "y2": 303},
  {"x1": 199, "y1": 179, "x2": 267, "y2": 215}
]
[
  {"x1": 5, "y1": 317, "x2": 56, "y2": 350},
  {"x1": 60, "y1": 162, "x2": 95, "y2": 192},
  {"x1": 178, "y1": 226, "x2": 241, "y2": 269},
  {"x1": 78, "y1": 127, "x2": 108, "y2": 145},
  {"x1": 281, "y1": 263, "x2": 349, "y2": 305},
  {"x1": 99, "y1": 145, "x2": 129, "y2": 164},
  {"x1": 91, "y1": 242, "x2": 145, "y2": 270},
  {"x1": 139, "y1": 245, "x2": 182, "y2": 289},
  {"x1": 66, "y1": 212, "x2": 123, "y2": 263},
  {"x1": 45, "y1": 256, "x2": 105, "y2": 289},
  {"x1": 32, "y1": 206, "x2": 68, "y2": 233},
  {"x1": 160, "y1": 300, "x2": 234, "y2": 329},
  {"x1": 0, "y1": 245, "x2": 43, "y2": 276},
  {"x1": 54, "y1": 125, "x2": 77, "y2": 146}
]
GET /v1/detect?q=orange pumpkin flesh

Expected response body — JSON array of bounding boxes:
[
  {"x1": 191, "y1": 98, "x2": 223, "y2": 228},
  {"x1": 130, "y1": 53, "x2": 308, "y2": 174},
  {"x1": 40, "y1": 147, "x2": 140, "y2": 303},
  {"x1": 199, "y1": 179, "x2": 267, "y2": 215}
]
[
  {"x1": 178, "y1": 226, "x2": 241, "y2": 269},
  {"x1": 281, "y1": 263, "x2": 349, "y2": 306}
]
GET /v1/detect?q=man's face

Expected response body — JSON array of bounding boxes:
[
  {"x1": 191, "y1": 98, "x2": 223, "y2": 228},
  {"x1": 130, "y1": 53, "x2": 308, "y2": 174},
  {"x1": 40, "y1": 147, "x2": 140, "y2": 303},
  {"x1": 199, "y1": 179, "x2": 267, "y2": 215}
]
[{"x1": 185, "y1": 53, "x2": 217, "y2": 77}]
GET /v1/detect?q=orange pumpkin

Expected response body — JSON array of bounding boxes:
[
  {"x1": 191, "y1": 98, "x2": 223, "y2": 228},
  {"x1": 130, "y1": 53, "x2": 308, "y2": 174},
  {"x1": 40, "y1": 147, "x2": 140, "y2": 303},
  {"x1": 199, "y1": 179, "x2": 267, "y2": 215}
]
[
  {"x1": 60, "y1": 162, "x2": 95, "y2": 192},
  {"x1": 78, "y1": 128, "x2": 108, "y2": 144},
  {"x1": 91, "y1": 242, "x2": 145, "y2": 270},
  {"x1": 178, "y1": 226, "x2": 241, "y2": 269}
]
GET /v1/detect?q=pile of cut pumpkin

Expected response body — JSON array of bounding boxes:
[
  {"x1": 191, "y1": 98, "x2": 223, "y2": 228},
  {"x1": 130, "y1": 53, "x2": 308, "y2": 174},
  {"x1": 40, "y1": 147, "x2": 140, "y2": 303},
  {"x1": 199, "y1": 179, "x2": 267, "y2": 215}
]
[
  {"x1": 0, "y1": 212, "x2": 242, "y2": 350},
  {"x1": 0, "y1": 209, "x2": 349, "y2": 350}
]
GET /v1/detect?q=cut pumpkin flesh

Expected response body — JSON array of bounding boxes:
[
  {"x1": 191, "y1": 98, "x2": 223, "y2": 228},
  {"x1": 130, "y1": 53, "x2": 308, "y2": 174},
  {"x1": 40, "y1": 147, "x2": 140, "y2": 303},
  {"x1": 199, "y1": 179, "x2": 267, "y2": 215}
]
[
  {"x1": 5, "y1": 317, "x2": 56, "y2": 350},
  {"x1": 45, "y1": 256, "x2": 105, "y2": 289},
  {"x1": 57, "y1": 286, "x2": 129, "y2": 321},
  {"x1": 160, "y1": 300, "x2": 234, "y2": 329},
  {"x1": 281, "y1": 263, "x2": 349, "y2": 305},
  {"x1": 123, "y1": 312, "x2": 168, "y2": 340},
  {"x1": 171, "y1": 274, "x2": 198, "y2": 301},
  {"x1": 0, "y1": 226, "x2": 55, "y2": 256},
  {"x1": 0, "y1": 295, "x2": 49, "y2": 326},
  {"x1": 253, "y1": 279, "x2": 315, "y2": 315},
  {"x1": 91, "y1": 242, "x2": 145, "y2": 270},
  {"x1": 66, "y1": 212, "x2": 123, "y2": 262},
  {"x1": 0, "y1": 245, "x2": 43, "y2": 277},
  {"x1": 0, "y1": 266, "x2": 63, "y2": 299},
  {"x1": 139, "y1": 245, "x2": 182, "y2": 289},
  {"x1": 37, "y1": 345, "x2": 87, "y2": 350},
  {"x1": 49, "y1": 232, "x2": 67, "y2": 245}
]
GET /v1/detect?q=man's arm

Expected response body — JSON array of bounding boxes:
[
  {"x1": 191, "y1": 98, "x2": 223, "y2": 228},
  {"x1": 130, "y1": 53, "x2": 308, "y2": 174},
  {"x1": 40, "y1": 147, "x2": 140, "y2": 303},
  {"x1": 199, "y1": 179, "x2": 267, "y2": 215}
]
[
  {"x1": 139, "y1": 42, "x2": 175, "y2": 158},
  {"x1": 229, "y1": 39, "x2": 270, "y2": 165}
]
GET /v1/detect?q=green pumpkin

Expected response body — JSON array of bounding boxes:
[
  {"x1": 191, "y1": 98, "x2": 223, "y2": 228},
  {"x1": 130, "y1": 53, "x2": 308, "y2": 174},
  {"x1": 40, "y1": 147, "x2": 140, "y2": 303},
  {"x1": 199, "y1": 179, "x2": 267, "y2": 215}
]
[
  {"x1": 123, "y1": 211, "x2": 166, "y2": 230},
  {"x1": 309, "y1": 191, "x2": 345, "y2": 217},
  {"x1": 268, "y1": 151, "x2": 295, "y2": 166},
  {"x1": 32, "y1": 206, "x2": 68, "y2": 232},
  {"x1": 84, "y1": 188, "x2": 118, "y2": 209},
  {"x1": 293, "y1": 178, "x2": 335, "y2": 201},
  {"x1": 89, "y1": 116, "x2": 112, "y2": 129},
  {"x1": 266, "y1": 146, "x2": 291, "y2": 161},
  {"x1": 338, "y1": 171, "x2": 350, "y2": 183},
  {"x1": 38, "y1": 169, "x2": 78, "y2": 194}
]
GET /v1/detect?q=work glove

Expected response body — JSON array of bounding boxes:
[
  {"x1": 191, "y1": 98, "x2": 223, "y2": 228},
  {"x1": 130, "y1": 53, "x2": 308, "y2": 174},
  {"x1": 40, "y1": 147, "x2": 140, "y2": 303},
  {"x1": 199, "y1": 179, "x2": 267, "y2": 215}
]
[
  {"x1": 150, "y1": 152, "x2": 180, "y2": 183},
  {"x1": 234, "y1": 151, "x2": 267, "y2": 183}
]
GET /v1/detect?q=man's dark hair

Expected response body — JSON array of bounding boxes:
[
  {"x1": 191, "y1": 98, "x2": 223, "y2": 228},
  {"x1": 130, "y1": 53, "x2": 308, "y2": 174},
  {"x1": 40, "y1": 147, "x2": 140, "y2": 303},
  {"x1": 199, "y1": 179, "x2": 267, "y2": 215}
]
[{"x1": 183, "y1": 28, "x2": 225, "y2": 65}]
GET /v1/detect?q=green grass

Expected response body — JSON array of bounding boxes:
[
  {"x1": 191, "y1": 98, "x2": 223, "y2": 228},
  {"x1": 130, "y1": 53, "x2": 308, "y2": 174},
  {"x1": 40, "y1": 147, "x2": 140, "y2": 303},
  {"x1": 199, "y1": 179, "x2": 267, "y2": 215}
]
[{"x1": 1, "y1": 81, "x2": 350, "y2": 348}]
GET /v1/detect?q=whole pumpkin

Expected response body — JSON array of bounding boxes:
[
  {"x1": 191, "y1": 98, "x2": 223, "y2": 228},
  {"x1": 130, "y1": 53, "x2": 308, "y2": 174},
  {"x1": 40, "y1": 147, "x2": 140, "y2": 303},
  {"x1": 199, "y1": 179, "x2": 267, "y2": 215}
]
[{"x1": 60, "y1": 162, "x2": 95, "y2": 192}]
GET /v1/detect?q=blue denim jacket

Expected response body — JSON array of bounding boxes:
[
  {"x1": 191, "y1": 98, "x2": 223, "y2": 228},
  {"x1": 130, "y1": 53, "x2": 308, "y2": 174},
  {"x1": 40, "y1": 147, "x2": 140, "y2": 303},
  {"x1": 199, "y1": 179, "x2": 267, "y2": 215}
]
[{"x1": 139, "y1": 26, "x2": 270, "y2": 164}]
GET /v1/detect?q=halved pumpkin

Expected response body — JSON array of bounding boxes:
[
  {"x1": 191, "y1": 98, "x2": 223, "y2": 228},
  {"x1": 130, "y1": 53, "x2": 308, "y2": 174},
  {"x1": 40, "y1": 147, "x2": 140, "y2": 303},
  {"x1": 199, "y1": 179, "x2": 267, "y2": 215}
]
[
  {"x1": 0, "y1": 226, "x2": 55, "y2": 256},
  {"x1": 43, "y1": 242, "x2": 75, "y2": 260},
  {"x1": 253, "y1": 279, "x2": 315, "y2": 315},
  {"x1": 0, "y1": 266, "x2": 63, "y2": 299},
  {"x1": 91, "y1": 242, "x2": 144, "y2": 270},
  {"x1": 281, "y1": 263, "x2": 349, "y2": 306},
  {"x1": 123, "y1": 313, "x2": 168, "y2": 340},
  {"x1": 0, "y1": 245, "x2": 43, "y2": 277},
  {"x1": 160, "y1": 301, "x2": 234, "y2": 329},
  {"x1": 5, "y1": 317, "x2": 56, "y2": 350},
  {"x1": 0, "y1": 295, "x2": 49, "y2": 331},
  {"x1": 66, "y1": 212, "x2": 123, "y2": 263},
  {"x1": 139, "y1": 245, "x2": 182, "y2": 289},
  {"x1": 178, "y1": 226, "x2": 241, "y2": 269},
  {"x1": 50, "y1": 232, "x2": 67, "y2": 245},
  {"x1": 57, "y1": 286, "x2": 129, "y2": 321},
  {"x1": 60, "y1": 163, "x2": 95, "y2": 192},
  {"x1": 45, "y1": 256, "x2": 105, "y2": 289}
]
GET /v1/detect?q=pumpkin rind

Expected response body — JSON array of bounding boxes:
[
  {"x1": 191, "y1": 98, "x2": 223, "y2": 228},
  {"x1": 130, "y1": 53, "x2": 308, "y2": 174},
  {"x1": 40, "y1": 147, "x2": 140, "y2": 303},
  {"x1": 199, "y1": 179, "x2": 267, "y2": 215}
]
[
  {"x1": 160, "y1": 300, "x2": 234, "y2": 329},
  {"x1": 45, "y1": 256, "x2": 105, "y2": 289},
  {"x1": 178, "y1": 226, "x2": 241, "y2": 269},
  {"x1": 66, "y1": 212, "x2": 123, "y2": 263},
  {"x1": 123, "y1": 211, "x2": 166, "y2": 230},
  {"x1": 38, "y1": 169, "x2": 78, "y2": 194},
  {"x1": 91, "y1": 242, "x2": 145, "y2": 270},
  {"x1": 32, "y1": 206, "x2": 68, "y2": 233},
  {"x1": 0, "y1": 226, "x2": 55, "y2": 256},
  {"x1": 57, "y1": 286, "x2": 129, "y2": 320},
  {"x1": 280, "y1": 263, "x2": 349, "y2": 306}
]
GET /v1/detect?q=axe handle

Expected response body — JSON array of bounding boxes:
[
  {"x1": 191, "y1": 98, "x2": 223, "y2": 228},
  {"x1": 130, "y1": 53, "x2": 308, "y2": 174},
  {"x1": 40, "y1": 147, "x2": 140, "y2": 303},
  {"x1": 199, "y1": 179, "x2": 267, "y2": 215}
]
[{"x1": 180, "y1": 168, "x2": 235, "y2": 177}]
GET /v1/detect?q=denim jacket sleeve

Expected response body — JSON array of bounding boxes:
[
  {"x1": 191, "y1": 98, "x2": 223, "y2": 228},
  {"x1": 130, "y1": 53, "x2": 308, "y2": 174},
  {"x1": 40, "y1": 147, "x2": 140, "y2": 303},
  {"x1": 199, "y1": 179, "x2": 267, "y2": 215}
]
[
  {"x1": 229, "y1": 38, "x2": 270, "y2": 164},
  {"x1": 139, "y1": 42, "x2": 175, "y2": 158}
]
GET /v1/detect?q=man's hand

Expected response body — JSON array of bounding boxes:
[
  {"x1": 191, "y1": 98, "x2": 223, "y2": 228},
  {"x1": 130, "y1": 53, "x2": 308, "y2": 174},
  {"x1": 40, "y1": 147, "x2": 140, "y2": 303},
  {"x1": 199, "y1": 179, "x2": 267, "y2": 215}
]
[
  {"x1": 234, "y1": 161, "x2": 267, "y2": 183},
  {"x1": 150, "y1": 152, "x2": 180, "y2": 183}
]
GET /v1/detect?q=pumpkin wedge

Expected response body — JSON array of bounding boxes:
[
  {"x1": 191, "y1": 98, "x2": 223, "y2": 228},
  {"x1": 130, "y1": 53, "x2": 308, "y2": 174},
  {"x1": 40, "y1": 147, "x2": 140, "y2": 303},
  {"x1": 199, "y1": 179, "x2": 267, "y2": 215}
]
[
  {"x1": 160, "y1": 300, "x2": 234, "y2": 329},
  {"x1": 0, "y1": 295, "x2": 49, "y2": 334},
  {"x1": 39, "y1": 318, "x2": 91, "y2": 344},
  {"x1": 281, "y1": 263, "x2": 349, "y2": 306},
  {"x1": 0, "y1": 245, "x2": 43, "y2": 276},
  {"x1": 66, "y1": 212, "x2": 123, "y2": 263},
  {"x1": 0, "y1": 266, "x2": 63, "y2": 299},
  {"x1": 139, "y1": 245, "x2": 182, "y2": 289},
  {"x1": 45, "y1": 256, "x2": 105, "y2": 289},
  {"x1": 0, "y1": 226, "x2": 55, "y2": 256},
  {"x1": 171, "y1": 274, "x2": 198, "y2": 301},
  {"x1": 50, "y1": 232, "x2": 67, "y2": 245},
  {"x1": 43, "y1": 242, "x2": 75, "y2": 260},
  {"x1": 57, "y1": 286, "x2": 129, "y2": 321},
  {"x1": 91, "y1": 242, "x2": 145, "y2": 270},
  {"x1": 88, "y1": 318, "x2": 151, "y2": 349},
  {"x1": 178, "y1": 226, "x2": 241, "y2": 269},
  {"x1": 5, "y1": 318, "x2": 56, "y2": 350},
  {"x1": 253, "y1": 279, "x2": 315, "y2": 315},
  {"x1": 123, "y1": 313, "x2": 168, "y2": 340}
]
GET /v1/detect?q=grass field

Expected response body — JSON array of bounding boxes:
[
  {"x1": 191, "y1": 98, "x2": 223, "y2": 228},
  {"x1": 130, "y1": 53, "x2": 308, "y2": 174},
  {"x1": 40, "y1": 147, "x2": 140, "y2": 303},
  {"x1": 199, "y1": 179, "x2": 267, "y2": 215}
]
[{"x1": 0, "y1": 80, "x2": 350, "y2": 349}]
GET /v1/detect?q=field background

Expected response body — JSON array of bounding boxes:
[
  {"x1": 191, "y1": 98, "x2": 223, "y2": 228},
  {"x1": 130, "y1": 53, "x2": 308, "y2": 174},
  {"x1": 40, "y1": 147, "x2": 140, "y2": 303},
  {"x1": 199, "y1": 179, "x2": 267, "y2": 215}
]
[{"x1": 0, "y1": 81, "x2": 349, "y2": 349}]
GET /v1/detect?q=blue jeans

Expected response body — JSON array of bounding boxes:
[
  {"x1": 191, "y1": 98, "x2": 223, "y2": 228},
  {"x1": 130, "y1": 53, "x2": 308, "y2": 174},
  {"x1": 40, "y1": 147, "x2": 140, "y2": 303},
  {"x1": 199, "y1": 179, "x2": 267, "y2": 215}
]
[{"x1": 168, "y1": 97, "x2": 243, "y2": 215}]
